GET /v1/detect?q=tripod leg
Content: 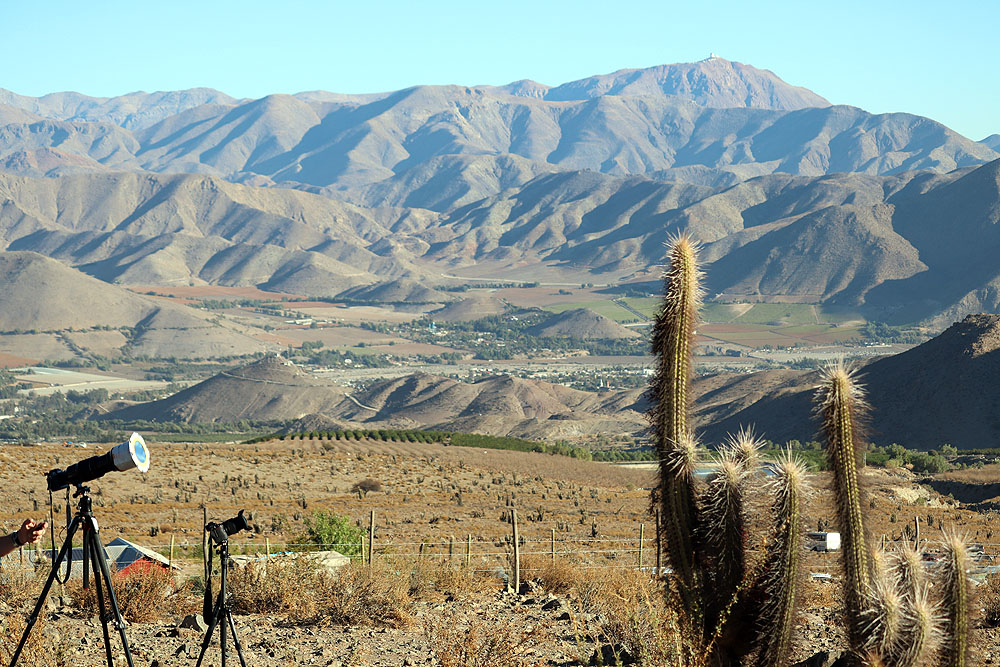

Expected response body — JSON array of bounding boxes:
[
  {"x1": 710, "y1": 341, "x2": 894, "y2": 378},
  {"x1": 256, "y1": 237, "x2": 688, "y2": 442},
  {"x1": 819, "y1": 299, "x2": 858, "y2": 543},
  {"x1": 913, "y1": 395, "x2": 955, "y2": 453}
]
[
  {"x1": 7, "y1": 517, "x2": 82, "y2": 667},
  {"x1": 85, "y1": 529, "x2": 115, "y2": 667},
  {"x1": 194, "y1": 599, "x2": 225, "y2": 667},
  {"x1": 226, "y1": 609, "x2": 248, "y2": 667},
  {"x1": 88, "y1": 520, "x2": 135, "y2": 667}
]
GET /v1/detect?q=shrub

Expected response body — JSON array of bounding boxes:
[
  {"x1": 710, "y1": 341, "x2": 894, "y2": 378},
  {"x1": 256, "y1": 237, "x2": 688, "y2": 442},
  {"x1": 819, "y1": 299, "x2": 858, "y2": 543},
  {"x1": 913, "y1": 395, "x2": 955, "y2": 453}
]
[
  {"x1": 427, "y1": 612, "x2": 543, "y2": 667},
  {"x1": 350, "y1": 478, "x2": 383, "y2": 497},
  {"x1": 303, "y1": 511, "x2": 363, "y2": 555},
  {"x1": 68, "y1": 566, "x2": 177, "y2": 623}
]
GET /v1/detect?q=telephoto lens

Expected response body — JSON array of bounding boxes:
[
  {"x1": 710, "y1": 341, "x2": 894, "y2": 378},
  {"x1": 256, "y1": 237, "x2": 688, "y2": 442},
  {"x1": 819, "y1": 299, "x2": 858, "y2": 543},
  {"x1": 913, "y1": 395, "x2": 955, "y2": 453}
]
[
  {"x1": 46, "y1": 433, "x2": 150, "y2": 491},
  {"x1": 221, "y1": 509, "x2": 250, "y2": 537}
]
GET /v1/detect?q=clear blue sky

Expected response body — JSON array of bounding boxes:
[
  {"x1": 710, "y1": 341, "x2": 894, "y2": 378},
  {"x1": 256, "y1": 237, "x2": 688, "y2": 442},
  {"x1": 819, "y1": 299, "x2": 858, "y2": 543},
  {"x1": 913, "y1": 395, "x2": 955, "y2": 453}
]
[{"x1": 3, "y1": 0, "x2": 997, "y2": 140}]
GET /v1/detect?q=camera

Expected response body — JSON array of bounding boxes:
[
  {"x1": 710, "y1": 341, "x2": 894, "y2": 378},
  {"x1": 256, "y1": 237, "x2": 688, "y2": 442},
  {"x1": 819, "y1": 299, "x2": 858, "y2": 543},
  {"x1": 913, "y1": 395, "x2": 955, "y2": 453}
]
[
  {"x1": 206, "y1": 510, "x2": 250, "y2": 546},
  {"x1": 46, "y1": 433, "x2": 150, "y2": 491}
]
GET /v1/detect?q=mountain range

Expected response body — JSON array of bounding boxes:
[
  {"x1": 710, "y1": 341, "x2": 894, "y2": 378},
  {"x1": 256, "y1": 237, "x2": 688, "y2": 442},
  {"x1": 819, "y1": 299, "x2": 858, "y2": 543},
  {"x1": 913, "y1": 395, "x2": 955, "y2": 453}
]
[{"x1": 1, "y1": 58, "x2": 999, "y2": 326}]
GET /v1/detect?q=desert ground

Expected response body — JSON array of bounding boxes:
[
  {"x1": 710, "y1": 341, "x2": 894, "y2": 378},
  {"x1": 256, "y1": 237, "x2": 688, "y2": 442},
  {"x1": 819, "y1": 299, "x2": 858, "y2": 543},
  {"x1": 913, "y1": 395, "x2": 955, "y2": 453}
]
[{"x1": 1, "y1": 439, "x2": 998, "y2": 666}]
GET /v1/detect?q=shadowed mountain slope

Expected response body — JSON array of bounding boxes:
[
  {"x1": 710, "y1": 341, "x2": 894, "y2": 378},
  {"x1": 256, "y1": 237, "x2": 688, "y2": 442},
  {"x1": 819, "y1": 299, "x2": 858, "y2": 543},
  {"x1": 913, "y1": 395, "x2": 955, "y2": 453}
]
[{"x1": 693, "y1": 314, "x2": 1000, "y2": 450}]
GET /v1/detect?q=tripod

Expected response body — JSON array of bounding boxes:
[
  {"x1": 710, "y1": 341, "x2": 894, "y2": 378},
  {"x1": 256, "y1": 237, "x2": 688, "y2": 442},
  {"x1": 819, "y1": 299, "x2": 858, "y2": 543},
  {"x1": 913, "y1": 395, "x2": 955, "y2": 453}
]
[
  {"x1": 8, "y1": 486, "x2": 135, "y2": 667},
  {"x1": 196, "y1": 537, "x2": 248, "y2": 667}
]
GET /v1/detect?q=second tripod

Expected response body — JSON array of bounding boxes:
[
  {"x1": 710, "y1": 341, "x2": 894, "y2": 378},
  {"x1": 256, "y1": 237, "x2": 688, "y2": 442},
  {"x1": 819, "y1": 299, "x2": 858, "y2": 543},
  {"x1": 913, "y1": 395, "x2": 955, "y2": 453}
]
[{"x1": 196, "y1": 511, "x2": 250, "y2": 667}]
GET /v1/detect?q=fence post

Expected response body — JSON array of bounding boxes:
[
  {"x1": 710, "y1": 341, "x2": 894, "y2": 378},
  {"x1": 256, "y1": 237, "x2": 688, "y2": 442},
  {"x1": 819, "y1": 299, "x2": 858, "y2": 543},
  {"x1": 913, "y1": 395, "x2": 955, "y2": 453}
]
[
  {"x1": 168, "y1": 535, "x2": 175, "y2": 571},
  {"x1": 265, "y1": 537, "x2": 271, "y2": 576},
  {"x1": 551, "y1": 528, "x2": 556, "y2": 563},
  {"x1": 512, "y1": 509, "x2": 520, "y2": 595},
  {"x1": 369, "y1": 510, "x2": 375, "y2": 565},
  {"x1": 639, "y1": 523, "x2": 644, "y2": 568},
  {"x1": 466, "y1": 534, "x2": 472, "y2": 567},
  {"x1": 448, "y1": 535, "x2": 454, "y2": 560},
  {"x1": 655, "y1": 508, "x2": 662, "y2": 574},
  {"x1": 913, "y1": 515, "x2": 920, "y2": 549}
]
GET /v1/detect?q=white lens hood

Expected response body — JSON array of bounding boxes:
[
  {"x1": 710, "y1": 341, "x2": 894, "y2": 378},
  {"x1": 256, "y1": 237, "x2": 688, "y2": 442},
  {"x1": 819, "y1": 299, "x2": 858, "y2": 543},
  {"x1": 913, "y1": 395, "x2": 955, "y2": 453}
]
[{"x1": 111, "y1": 432, "x2": 150, "y2": 473}]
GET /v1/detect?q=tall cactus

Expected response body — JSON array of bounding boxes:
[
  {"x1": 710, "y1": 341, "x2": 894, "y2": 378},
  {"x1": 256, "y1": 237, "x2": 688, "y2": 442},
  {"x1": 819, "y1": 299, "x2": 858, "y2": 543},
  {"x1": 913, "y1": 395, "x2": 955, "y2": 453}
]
[
  {"x1": 649, "y1": 237, "x2": 810, "y2": 666},
  {"x1": 817, "y1": 364, "x2": 874, "y2": 650},
  {"x1": 816, "y1": 366, "x2": 975, "y2": 667},
  {"x1": 650, "y1": 236, "x2": 703, "y2": 600}
]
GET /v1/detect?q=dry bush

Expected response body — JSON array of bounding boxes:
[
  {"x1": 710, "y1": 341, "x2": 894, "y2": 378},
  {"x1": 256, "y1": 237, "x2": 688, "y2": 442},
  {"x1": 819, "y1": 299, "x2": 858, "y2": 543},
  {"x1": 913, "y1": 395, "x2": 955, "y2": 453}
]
[
  {"x1": 570, "y1": 568, "x2": 686, "y2": 666},
  {"x1": 322, "y1": 561, "x2": 411, "y2": 628},
  {"x1": 428, "y1": 612, "x2": 545, "y2": 667},
  {"x1": 230, "y1": 555, "x2": 325, "y2": 617},
  {"x1": 402, "y1": 557, "x2": 498, "y2": 601},
  {"x1": 68, "y1": 565, "x2": 176, "y2": 623},
  {"x1": 520, "y1": 555, "x2": 581, "y2": 594},
  {"x1": 231, "y1": 557, "x2": 410, "y2": 627},
  {"x1": 0, "y1": 566, "x2": 44, "y2": 608},
  {"x1": 0, "y1": 611, "x2": 55, "y2": 667}
]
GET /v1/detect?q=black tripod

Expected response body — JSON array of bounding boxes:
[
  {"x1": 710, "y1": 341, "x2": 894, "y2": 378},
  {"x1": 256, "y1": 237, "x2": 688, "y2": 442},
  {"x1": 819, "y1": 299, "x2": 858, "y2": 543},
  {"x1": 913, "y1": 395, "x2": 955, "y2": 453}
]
[
  {"x1": 196, "y1": 536, "x2": 248, "y2": 667},
  {"x1": 8, "y1": 485, "x2": 135, "y2": 667}
]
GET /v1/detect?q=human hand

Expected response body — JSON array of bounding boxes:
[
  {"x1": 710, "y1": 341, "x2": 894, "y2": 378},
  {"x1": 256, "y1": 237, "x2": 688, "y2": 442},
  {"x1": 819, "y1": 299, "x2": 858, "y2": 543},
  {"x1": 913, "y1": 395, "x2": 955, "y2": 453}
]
[{"x1": 17, "y1": 519, "x2": 47, "y2": 545}]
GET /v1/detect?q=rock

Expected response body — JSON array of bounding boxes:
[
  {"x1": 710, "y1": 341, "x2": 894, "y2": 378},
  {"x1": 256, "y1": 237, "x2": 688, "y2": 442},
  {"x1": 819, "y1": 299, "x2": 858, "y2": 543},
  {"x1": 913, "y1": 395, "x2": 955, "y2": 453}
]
[
  {"x1": 792, "y1": 651, "x2": 850, "y2": 667},
  {"x1": 590, "y1": 644, "x2": 634, "y2": 666},
  {"x1": 541, "y1": 599, "x2": 561, "y2": 611},
  {"x1": 179, "y1": 614, "x2": 209, "y2": 632}
]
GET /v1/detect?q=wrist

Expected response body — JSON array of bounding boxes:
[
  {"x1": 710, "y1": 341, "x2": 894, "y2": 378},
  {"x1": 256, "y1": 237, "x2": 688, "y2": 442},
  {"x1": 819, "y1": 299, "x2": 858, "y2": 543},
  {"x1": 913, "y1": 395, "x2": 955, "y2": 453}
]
[{"x1": 10, "y1": 531, "x2": 24, "y2": 547}]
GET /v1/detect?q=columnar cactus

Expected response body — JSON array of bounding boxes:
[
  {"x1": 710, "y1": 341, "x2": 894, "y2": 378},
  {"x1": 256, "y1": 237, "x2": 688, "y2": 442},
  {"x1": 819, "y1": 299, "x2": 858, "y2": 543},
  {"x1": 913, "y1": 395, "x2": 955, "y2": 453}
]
[
  {"x1": 816, "y1": 368, "x2": 973, "y2": 667},
  {"x1": 649, "y1": 237, "x2": 810, "y2": 666}
]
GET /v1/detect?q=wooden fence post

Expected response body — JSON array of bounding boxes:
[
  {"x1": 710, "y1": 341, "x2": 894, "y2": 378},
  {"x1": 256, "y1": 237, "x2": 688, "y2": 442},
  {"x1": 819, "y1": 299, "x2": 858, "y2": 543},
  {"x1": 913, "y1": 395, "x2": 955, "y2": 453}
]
[
  {"x1": 551, "y1": 528, "x2": 556, "y2": 563},
  {"x1": 466, "y1": 534, "x2": 472, "y2": 567},
  {"x1": 639, "y1": 524, "x2": 644, "y2": 567},
  {"x1": 369, "y1": 510, "x2": 375, "y2": 565},
  {"x1": 512, "y1": 509, "x2": 520, "y2": 595},
  {"x1": 265, "y1": 537, "x2": 271, "y2": 576},
  {"x1": 655, "y1": 508, "x2": 662, "y2": 574},
  {"x1": 168, "y1": 535, "x2": 175, "y2": 571},
  {"x1": 448, "y1": 535, "x2": 454, "y2": 560}
]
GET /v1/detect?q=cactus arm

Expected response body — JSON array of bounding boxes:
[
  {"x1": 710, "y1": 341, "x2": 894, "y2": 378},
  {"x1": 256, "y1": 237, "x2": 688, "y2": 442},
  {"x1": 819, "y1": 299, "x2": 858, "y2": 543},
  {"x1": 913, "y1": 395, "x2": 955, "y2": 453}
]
[
  {"x1": 649, "y1": 236, "x2": 703, "y2": 598},
  {"x1": 940, "y1": 534, "x2": 972, "y2": 667},
  {"x1": 752, "y1": 456, "x2": 808, "y2": 667},
  {"x1": 817, "y1": 365, "x2": 874, "y2": 652}
]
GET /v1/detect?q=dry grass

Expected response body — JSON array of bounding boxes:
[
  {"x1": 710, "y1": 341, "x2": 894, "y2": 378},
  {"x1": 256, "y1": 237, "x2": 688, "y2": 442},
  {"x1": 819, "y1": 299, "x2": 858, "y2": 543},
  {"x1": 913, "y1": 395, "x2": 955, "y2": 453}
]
[
  {"x1": 428, "y1": 612, "x2": 546, "y2": 667},
  {"x1": 0, "y1": 566, "x2": 44, "y2": 608},
  {"x1": 937, "y1": 464, "x2": 1000, "y2": 484},
  {"x1": 230, "y1": 557, "x2": 411, "y2": 627},
  {"x1": 67, "y1": 566, "x2": 179, "y2": 623},
  {"x1": 402, "y1": 557, "x2": 499, "y2": 600},
  {"x1": 0, "y1": 611, "x2": 55, "y2": 667},
  {"x1": 520, "y1": 554, "x2": 581, "y2": 594}
]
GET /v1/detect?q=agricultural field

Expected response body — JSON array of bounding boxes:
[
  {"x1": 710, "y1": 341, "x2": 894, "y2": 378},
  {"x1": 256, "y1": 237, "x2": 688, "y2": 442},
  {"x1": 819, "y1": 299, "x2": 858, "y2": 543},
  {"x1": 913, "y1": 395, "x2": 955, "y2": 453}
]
[{"x1": 1, "y1": 437, "x2": 999, "y2": 665}]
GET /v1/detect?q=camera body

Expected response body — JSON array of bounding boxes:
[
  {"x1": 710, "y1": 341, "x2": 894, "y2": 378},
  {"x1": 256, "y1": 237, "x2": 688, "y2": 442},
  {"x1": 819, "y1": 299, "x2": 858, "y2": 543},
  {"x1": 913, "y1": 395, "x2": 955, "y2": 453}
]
[{"x1": 206, "y1": 510, "x2": 249, "y2": 546}]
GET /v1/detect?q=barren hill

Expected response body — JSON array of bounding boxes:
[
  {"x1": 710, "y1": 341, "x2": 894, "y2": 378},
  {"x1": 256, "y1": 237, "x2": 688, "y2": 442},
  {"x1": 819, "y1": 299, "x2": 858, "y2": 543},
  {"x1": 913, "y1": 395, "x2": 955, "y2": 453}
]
[
  {"x1": 429, "y1": 294, "x2": 507, "y2": 322},
  {"x1": 342, "y1": 372, "x2": 647, "y2": 438},
  {"x1": 526, "y1": 308, "x2": 641, "y2": 339},
  {"x1": 692, "y1": 314, "x2": 1000, "y2": 450},
  {"x1": 99, "y1": 355, "x2": 351, "y2": 423},
  {"x1": 0, "y1": 251, "x2": 268, "y2": 359},
  {"x1": 336, "y1": 279, "x2": 449, "y2": 304}
]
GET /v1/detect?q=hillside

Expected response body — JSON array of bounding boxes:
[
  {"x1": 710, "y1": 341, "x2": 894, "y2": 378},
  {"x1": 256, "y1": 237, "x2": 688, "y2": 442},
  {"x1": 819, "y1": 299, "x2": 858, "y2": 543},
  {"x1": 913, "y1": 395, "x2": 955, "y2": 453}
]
[
  {"x1": 0, "y1": 251, "x2": 269, "y2": 360},
  {"x1": 526, "y1": 308, "x2": 641, "y2": 339},
  {"x1": 693, "y1": 314, "x2": 1000, "y2": 450},
  {"x1": 98, "y1": 355, "x2": 351, "y2": 423}
]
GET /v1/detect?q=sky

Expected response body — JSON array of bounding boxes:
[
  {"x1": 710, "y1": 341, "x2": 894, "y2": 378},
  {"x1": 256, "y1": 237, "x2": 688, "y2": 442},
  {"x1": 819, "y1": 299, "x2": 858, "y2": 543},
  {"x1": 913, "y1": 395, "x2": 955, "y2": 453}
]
[{"x1": 2, "y1": 0, "x2": 997, "y2": 140}]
